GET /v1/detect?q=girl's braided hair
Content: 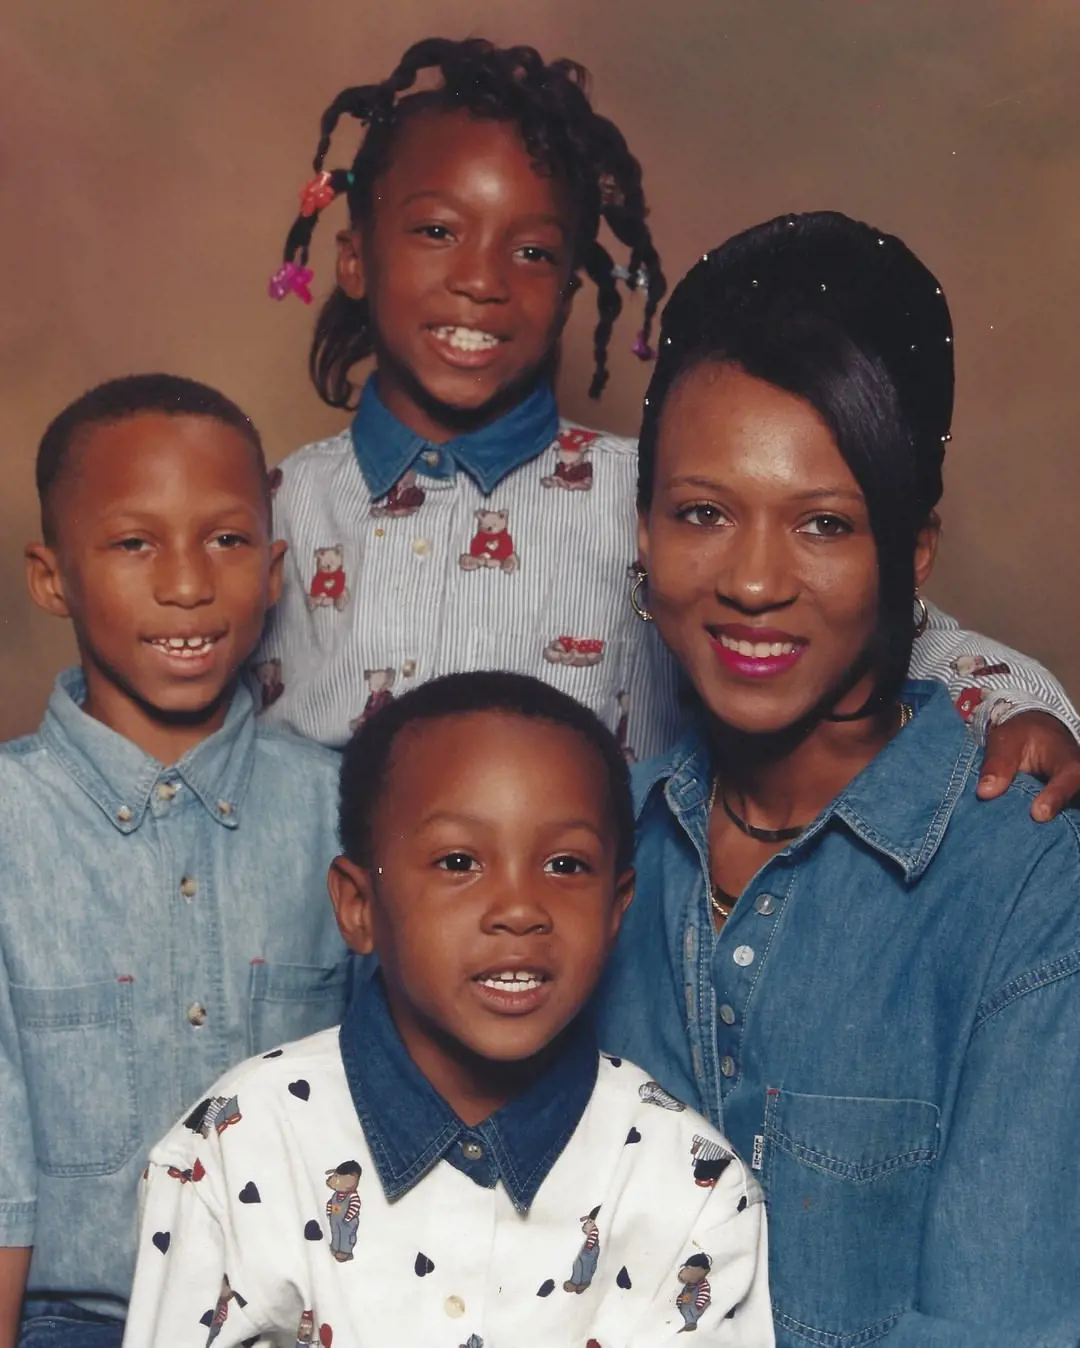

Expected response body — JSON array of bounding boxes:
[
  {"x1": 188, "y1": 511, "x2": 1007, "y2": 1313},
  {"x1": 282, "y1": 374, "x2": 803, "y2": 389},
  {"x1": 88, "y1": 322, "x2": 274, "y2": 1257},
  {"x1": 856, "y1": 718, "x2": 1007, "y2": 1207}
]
[{"x1": 280, "y1": 37, "x2": 665, "y2": 409}]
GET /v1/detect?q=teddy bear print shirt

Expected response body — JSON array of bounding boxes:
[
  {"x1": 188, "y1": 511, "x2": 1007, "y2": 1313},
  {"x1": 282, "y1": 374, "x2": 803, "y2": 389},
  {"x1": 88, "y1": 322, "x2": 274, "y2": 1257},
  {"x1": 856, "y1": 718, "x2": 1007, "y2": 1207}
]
[
  {"x1": 124, "y1": 976, "x2": 773, "y2": 1348},
  {"x1": 253, "y1": 378, "x2": 1079, "y2": 758}
]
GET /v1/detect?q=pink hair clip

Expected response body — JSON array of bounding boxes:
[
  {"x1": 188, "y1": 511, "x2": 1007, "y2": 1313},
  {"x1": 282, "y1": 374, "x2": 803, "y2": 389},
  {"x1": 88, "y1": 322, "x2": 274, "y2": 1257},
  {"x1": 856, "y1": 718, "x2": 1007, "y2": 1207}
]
[
  {"x1": 299, "y1": 170, "x2": 336, "y2": 218},
  {"x1": 631, "y1": 329, "x2": 656, "y2": 361},
  {"x1": 268, "y1": 261, "x2": 315, "y2": 304}
]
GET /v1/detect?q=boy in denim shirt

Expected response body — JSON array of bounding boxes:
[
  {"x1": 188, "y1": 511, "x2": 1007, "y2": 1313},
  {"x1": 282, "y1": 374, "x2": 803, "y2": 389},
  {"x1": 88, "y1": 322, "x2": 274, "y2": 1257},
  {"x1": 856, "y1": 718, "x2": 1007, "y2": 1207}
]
[{"x1": 0, "y1": 376, "x2": 350, "y2": 1346}]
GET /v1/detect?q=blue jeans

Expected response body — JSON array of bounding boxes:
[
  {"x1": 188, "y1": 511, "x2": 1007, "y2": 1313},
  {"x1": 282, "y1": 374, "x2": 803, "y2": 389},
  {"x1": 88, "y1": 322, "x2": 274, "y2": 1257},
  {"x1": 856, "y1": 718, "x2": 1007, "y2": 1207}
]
[{"x1": 19, "y1": 1302, "x2": 124, "y2": 1348}]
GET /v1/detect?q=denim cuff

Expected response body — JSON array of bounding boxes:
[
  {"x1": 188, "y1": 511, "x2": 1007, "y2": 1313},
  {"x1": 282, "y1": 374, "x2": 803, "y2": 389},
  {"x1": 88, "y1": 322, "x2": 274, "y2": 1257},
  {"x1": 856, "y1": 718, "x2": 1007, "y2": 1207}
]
[{"x1": 0, "y1": 1198, "x2": 35, "y2": 1246}]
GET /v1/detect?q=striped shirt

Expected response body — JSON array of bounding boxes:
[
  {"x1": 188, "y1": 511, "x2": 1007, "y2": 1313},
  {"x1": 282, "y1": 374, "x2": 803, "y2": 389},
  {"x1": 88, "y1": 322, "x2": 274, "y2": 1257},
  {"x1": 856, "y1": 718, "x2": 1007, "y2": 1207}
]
[{"x1": 254, "y1": 426, "x2": 1079, "y2": 754}]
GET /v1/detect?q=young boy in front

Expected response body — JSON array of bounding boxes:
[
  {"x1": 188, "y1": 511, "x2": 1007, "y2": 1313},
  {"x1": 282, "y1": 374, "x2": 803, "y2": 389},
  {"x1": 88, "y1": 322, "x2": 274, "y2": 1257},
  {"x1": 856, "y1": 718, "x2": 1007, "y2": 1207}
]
[
  {"x1": 125, "y1": 673, "x2": 773, "y2": 1346},
  {"x1": 0, "y1": 375, "x2": 350, "y2": 1345}
]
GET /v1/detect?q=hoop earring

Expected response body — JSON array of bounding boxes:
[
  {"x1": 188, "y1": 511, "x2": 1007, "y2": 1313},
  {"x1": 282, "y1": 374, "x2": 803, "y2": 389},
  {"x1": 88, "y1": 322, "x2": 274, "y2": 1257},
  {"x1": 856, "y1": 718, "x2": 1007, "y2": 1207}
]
[
  {"x1": 630, "y1": 566, "x2": 653, "y2": 623},
  {"x1": 913, "y1": 591, "x2": 929, "y2": 637}
]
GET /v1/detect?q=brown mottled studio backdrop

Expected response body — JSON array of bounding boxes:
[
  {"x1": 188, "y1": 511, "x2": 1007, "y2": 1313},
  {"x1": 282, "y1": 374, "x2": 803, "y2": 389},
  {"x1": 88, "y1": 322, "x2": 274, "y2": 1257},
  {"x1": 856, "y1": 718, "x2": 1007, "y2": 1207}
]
[{"x1": 2, "y1": 0, "x2": 1078, "y2": 737}]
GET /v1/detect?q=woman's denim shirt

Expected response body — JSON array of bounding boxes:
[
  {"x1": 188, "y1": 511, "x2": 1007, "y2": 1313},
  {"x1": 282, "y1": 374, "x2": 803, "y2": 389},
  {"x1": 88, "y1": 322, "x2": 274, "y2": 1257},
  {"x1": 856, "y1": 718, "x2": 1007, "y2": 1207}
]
[{"x1": 595, "y1": 680, "x2": 1080, "y2": 1347}]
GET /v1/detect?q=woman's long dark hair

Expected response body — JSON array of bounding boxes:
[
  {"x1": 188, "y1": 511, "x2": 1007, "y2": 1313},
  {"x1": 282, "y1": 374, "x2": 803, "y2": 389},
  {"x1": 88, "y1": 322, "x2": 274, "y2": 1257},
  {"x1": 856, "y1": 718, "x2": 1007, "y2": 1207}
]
[
  {"x1": 280, "y1": 37, "x2": 666, "y2": 409},
  {"x1": 637, "y1": 211, "x2": 954, "y2": 712}
]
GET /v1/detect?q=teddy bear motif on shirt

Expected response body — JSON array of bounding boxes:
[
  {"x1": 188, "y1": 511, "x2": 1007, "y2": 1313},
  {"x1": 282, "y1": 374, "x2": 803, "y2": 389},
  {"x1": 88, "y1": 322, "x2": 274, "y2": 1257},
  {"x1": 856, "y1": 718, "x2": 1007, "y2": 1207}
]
[
  {"x1": 205, "y1": 1273, "x2": 246, "y2": 1344},
  {"x1": 674, "y1": 1253, "x2": 712, "y2": 1332},
  {"x1": 690, "y1": 1134, "x2": 733, "y2": 1188},
  {"x1": 564, "y1": 1205, "x2": 602, "y2": 1293},
  {"x1": 460, "y1": 509, "x2": 519, "y2": 572},
  {"x1": 325, "y1": 1161, "x2": 362, "y2": 1263},
  {"x1": 950, "y1": 653, "x2": 1013, "y2": 680},
  {"x1": 543, "y1": 636, "x2": 605, "y2": 667},
  {"x1": 371, "y1": 469, "x2": 427, "y2": 518},
  {"x1": 349, "y1": 669, "x2": 396, "y2": 732},
  {"x1": 252, "y1": 658, "x2": 284, "y2": 711},
  {"x1": 184, "y1": 1095, "x2": 242, "y2": 1138},
  {"x1": 294, "y1": 1309, "x2": 333, "y2": 1346},
  {"x1": 308, "y1": 546, "x2": 350, "y2": 611},
  {"x1": 541, "y1": 428, "x2": 598, "y2": 491}
]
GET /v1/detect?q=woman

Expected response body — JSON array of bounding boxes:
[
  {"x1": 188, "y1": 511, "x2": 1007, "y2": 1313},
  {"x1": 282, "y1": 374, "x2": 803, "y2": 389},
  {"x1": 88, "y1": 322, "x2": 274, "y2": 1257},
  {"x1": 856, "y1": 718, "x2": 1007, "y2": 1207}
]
[{"x1": 595, "y1": 213, "x2": 1080, "y2": 1346}]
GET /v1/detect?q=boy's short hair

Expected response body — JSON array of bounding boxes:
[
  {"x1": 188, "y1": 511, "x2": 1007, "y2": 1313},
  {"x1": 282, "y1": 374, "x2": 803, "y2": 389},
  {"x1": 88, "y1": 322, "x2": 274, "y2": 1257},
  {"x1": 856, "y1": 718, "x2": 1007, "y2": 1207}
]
[
  {"x1": 36, "y1": 372, "x2": 268, "y2": 543},
  {"x1": 339, "y1": 671, "x2": 635, "y2": 873}
]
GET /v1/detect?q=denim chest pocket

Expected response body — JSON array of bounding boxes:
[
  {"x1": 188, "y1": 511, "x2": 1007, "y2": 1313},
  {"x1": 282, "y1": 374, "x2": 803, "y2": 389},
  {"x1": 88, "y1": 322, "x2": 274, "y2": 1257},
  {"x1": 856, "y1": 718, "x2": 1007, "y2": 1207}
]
[
  {"x1": 248, "y1": 959, "x2": 352, "y2": 1055},
  {"x1": 10, "y1": 979, "x2": 140, "y2": 1177},
  {"x1": 762, "y1": 1089, "x2": 940, "y2": 1347}
]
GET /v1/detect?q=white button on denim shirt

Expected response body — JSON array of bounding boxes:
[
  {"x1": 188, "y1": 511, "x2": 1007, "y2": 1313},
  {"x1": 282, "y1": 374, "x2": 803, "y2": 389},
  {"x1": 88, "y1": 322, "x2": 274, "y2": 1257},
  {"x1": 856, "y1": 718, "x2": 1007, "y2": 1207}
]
[
  {"x1": 596, "y1": 681, "x2": 1080, "y2": 1345},
  {"x1": 0, "y1": 669, "x2": 351, "y2": 1319}
]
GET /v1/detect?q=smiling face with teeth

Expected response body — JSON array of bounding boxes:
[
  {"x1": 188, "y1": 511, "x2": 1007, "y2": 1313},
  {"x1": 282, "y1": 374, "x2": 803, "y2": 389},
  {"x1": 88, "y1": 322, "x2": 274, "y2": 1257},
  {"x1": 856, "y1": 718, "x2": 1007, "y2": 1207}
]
[
  {"x1": 640, "y1": 362, "x2": 899, "y2": 735},
  {"x1": 335, "y1": 107, "x2": 578, "y2": 442},
  {"x1": 329, "y1": 709, "x2": 633, "y2": 1125},
  {"x1": 26, "y1": 413, "x2": 285, "y2": 764}
]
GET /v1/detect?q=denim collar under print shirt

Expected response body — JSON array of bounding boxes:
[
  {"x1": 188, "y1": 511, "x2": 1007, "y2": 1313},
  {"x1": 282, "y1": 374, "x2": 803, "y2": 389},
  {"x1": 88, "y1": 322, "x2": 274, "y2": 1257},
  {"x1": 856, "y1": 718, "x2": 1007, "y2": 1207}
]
[
  {"x1": 0, "y1": 669, "x2": 350, "y2": 1317},
  {"x1": 594, "y1": 680, "x2": 1080, "y2": 1347},
  {"x1": 341, "y1": 973, "x2": 598, "y2": 1210},
  {"x1": 350, "y1": 375, "x2": 560, "y2": 499}
]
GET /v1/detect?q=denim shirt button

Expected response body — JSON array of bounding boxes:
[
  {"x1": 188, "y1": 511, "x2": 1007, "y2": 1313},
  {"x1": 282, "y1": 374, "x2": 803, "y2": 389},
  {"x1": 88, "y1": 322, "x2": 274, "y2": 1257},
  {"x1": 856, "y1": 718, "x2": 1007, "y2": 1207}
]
[
  {"x1": 720, "y1": 1055, "x2": 736, "y2": 1078},
  {"x1": 179, "y1": 876, "x2": 198, "y2": 900},
  {"x1": 733, "y1": 944, "x2": 755, "y2": 967},
  {"x1": 156, "y1": 781, "x2": 179, "y2": 801},
  {"x1": 719, "y1": 1003, "x2": 736, "y2": 1025},
  {"x1": 754, "y1": 893, "x2": 776, "y2": 916},
  {"x1": 116, "y1": 805, "x2": 133, "y2": 822},
  {"x1": 461, "y1": 1140, "x2": 484, "y2": 1161},
  {"x1": 186, "y1": 1002, "x2": 208, "y2": 1027}
]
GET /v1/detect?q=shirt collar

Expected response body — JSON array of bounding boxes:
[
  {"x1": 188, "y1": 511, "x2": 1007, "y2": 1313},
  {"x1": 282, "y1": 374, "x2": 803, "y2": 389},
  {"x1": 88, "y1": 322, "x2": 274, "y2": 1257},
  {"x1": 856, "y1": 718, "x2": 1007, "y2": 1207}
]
[
  {"x1": 634, "y1": 680, "x2": 981, "y2": 882},
  {"x1": 339, "y1": 973, "x2": 598, "y2": 1212},
  {"x1": 349, "y1": 376, "x2": 560, "y2": 499},
  {"x1": 39, "y1": 667, "x2": 257, "y2": 835}
]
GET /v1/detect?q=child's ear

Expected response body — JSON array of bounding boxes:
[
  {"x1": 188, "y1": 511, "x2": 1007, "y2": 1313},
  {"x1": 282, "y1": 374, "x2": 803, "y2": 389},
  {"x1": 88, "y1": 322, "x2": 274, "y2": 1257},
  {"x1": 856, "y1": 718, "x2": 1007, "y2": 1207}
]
[
  {"x1": 335, "y1": 228, "x2": 367, "y2": 301},
  {"x1": 267, "y1": 539, "x2": 287, "y2": 608},
  {"x1": 327, "y1": 856, "x2": 377, "y2": 956},
  {"x1": 24, "y1": 542, "x2": 70, "y2": 619},
  {"x1": 609, "y1": 868, "x2": 635, "y2": 940}
]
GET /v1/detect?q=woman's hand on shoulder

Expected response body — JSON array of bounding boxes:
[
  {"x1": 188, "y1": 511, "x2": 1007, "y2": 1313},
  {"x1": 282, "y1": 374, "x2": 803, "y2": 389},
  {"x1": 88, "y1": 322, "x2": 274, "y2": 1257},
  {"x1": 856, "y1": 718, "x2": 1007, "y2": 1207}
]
[{"x1": 977, "y1": 710, "x2": 1080, "y2": 821}]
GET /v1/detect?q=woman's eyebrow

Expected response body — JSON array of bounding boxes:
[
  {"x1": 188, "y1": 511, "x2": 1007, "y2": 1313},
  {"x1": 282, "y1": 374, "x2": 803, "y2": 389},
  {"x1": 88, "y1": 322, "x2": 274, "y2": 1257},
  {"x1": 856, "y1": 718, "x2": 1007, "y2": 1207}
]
[{"x1": 789, "y1": 487, "x2": 866, "y2": 503}]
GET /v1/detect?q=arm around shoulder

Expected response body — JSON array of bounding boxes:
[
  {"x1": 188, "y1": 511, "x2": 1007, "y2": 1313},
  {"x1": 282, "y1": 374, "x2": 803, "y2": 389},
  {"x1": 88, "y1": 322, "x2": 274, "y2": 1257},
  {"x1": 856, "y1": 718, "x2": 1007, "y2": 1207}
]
[{"x1": 911, "y1": 601, "x2": 1080, "y2": 743}]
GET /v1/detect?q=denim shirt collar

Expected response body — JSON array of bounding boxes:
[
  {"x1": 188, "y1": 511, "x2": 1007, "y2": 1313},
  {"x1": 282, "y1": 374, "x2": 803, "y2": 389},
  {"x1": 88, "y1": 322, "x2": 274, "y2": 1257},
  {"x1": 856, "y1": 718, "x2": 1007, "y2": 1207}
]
[
  {"x1": 339, "y1": 973, "x2": 598, "y2": 1212},
  {"x1": 38, "y1": 667, "x2": 257, "y2": 835},
  {"x1": 349, "y1": 376, "x2": 560, "y2": 499},
  {"x1": 634, "y1": 680, "x2": 980, "y2": 883}
]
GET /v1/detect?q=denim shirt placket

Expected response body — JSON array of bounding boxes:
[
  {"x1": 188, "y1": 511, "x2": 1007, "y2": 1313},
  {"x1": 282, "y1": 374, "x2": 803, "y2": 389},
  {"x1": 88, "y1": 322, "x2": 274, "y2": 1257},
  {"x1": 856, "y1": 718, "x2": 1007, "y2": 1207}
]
[
  {"x1": 665, "y1": 763, "x2": 807, "y2": 1134},
  {"x1": 664, "y1": 773, "x2": 724, "y2": 1126}
]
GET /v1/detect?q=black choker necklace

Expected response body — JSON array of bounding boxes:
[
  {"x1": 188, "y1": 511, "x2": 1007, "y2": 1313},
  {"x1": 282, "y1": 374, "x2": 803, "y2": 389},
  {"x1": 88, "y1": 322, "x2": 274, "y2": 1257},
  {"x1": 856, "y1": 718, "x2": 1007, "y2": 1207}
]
[
  {"x1": 708, "y1": 702, "x2": 914, "y2": 845},
  {"x1": 717, "y1": 786, "x2": 808, "y2": 843}
]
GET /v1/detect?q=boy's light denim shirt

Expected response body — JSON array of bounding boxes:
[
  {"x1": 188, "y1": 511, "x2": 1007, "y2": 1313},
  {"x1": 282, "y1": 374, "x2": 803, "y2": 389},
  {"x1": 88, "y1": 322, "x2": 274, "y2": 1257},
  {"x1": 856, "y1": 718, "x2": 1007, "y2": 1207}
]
[
  {"x1": 595, "y1": 679, "x2": 1080, "y2": 1347},
  {"x1": 0, "y1": 669, "x2": 350, "y2": 1319}
]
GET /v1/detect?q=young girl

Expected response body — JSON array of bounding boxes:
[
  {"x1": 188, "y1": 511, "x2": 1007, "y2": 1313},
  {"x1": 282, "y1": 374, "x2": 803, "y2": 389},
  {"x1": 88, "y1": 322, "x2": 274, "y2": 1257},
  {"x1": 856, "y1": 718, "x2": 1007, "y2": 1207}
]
[{"x1": 255, "y1": 36, "x2": 1080, "y2": 803}]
